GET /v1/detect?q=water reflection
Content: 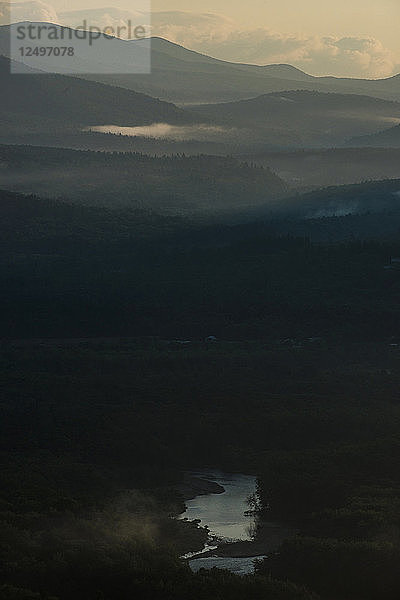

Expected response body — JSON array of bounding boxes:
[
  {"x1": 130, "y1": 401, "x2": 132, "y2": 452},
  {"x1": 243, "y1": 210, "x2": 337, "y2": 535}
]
[
  {"x1": 182, "y1": 471, "x2": 257, "y2": 542},
  {"x1": 189, "y1": 555, "x2": 262, "y2": 576}
]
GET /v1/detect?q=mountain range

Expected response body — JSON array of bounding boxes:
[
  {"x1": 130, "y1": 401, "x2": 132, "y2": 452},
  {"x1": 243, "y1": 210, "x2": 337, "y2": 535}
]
[
  {"x1": 87, "y1": 36, "x2": 400, "y2": 105},
  {"x1": 1, "y1": 24, "x2": 400, "y2": 104},
  {"x1": 1, "y1": 21, "x2": 400, "y2": 174}
]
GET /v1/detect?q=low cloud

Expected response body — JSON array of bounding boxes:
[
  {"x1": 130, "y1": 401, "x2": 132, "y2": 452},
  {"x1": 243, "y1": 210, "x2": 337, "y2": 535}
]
[{"x1": 87, "y1": 123, "x2": 238, "y2": 141}]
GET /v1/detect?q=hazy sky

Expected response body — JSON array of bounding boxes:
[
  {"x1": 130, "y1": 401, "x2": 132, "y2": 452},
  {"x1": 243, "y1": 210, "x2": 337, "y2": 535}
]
[
  {"x1": 46, "y1": 0, "x2": 399, "y2": 51},
  {"x1": 8, "y1": 0, "x2": 400, "y2": 76},
  {"x1": 152, "y1": 0, "x2": 399, "y2": 50},
  {"x1": 150, "y1": 0, "x2": 400, "y2": 76}
]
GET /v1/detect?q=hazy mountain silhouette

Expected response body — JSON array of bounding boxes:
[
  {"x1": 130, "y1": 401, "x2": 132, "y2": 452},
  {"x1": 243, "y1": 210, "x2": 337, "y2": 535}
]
[
  {"x1": 189, "y1": 90, "x2": 400, "y2": 147},
  {"x1": 349, "y1": 123, "x2": 400, "y2": 147},
  {"x1": 86, "y1": 37, "x2": 400, "y2": 104},
  {"x1": 1, "y1": 25, "x2": 400, "y2": 104},
  {"x1": 241, "y1": 148, "x2": 400, "y2": 189}
]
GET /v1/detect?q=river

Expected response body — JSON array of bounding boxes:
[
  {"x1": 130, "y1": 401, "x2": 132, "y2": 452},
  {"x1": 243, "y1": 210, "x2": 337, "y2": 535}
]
[{"x1": 180, "y1": 470, "x2": 264, "y2": 575}]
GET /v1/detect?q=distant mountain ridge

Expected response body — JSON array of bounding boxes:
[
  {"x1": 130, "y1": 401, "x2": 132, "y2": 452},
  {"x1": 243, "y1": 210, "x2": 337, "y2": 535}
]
[
  {"x1": 349, "y1": 124, "x2": 400, "y2": 147},
  {"x1": 89, "y1": 37, "x2": 400, "y2": 104},
  {"x1": 241, "y1": 148, "x2": 400, "y2": 189},
  {"x1": 189, "y1": 90, "x2": 400, "y2": 147},
  {"x1": 1, "y1": 25, "x2": 400, "y2": 104}
]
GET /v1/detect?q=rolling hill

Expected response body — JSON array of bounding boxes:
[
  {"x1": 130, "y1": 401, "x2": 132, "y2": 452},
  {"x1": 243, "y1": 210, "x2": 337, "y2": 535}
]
[
  {"x1": 189, "y1": 91, "x2": 400, "y2": 147},
  {"x1": 258, "y1": 179, "x2": 400, "y2": 220},
  {"x1": 239, "y1": 148, "x2": 400, "y2": 189},
  {"x1": 0, "y1": 144, "x2": 287, "y2": 215},
  {"x1": 3, "y1": 144, "x2": 400, "y2": 221},
  {"x1": 0, "y1": 54, "x2": 195, "y2": 136},
  {"x1": 349, "y1": 124, "x2": 400, "y2": 147}
]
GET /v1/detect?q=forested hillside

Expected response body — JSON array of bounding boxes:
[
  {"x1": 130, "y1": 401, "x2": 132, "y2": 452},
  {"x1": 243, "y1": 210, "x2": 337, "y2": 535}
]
[
  {"x1": 190, "y1": 91, "x2": 400, "y2": 147},
  {"x1": 350, "y1": 123, "x2": 400, "y2": 147},
  {"x1": 1, "y1": 187, "x2": 400, "y2": 340},
  {"x1": 0, "y1": 145, "x2": 287, "y2": 214},
  {"x1": 0, "y1": 55, "x2": 195, "y2": 135}
]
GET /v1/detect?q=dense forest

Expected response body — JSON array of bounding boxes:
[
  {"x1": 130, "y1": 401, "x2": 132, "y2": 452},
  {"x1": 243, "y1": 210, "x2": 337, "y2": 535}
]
[
  {"x1": 0, "y1": 145, "x2": 286, "y2": 214},
  {"x1": 2, "y1": 187, "x2": 400, "y2": 340},
  {"x1": 1, "y1": 184, "x2": 400, "y2": 598},
  {"x1": 2, "y1": 333, "x2": 400, "y2": 599}
]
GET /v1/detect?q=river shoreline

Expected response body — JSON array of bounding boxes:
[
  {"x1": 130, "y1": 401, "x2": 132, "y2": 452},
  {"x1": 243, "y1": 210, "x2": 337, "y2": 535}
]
[
  {"x1": 178, "y1": 472, "x2": 295, "y2": 564},
  {"x1": 178, "y1": 473, "x2": 226, "y2": 502},
  {"x1": 188, "y1": 524, "x2": 296, "y2": 560}
]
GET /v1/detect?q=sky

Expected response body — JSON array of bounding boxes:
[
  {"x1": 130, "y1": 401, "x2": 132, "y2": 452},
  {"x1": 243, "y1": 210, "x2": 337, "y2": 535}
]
[
  {"x1": 152, "y1": 0, "x2": 398, "y2": 47},
  {"x1": 4, "y1": 0, "x2": 400, "y2": 77},
  {"x1": 151, "y1": 0, "x2": 400, "y2": 77}
]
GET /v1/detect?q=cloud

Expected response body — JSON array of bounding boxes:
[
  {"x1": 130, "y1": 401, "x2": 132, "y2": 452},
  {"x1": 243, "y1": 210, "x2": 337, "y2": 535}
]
[
  {"x1": 151, "y1": 11, "x2": 235, "y2": 45},
  {"x1": 0, "y1": 0, "x2": 58, "y2": 25},
  {"x1": 59, "y1": 7, "x2": 148, "y2": 33},
  {"x1": 150, "y1": 11, "x2": 400, "y2": 78}
]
